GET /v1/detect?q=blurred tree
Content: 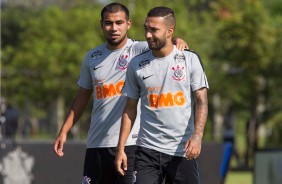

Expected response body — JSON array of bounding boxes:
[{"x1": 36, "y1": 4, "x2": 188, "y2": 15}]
[
  {"x1": 1, "y1": 4, "x2": 104, "y2": 137},
  {"x1": 210, "y1": 0, "x2": 281, "y2": 166},
  {"x1": 262, "y1": 0, "x2": 282, "y2": 148}
]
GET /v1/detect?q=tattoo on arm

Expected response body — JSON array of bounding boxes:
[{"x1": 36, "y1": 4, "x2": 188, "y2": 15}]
[{"x1": 193, "y1": 88, "x2": 208, "y2": 140}]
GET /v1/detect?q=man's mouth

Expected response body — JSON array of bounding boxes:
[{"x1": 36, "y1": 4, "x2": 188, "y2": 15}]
[
  {"x1": 110, "y1": 34, "x2": 119, "y2": 39},
  {"x1": 147, "y1": 40, "x2": 155, "y2": 46}
]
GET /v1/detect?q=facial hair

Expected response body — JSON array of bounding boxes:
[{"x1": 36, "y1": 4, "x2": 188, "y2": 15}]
[
  {"x1": 107, "y1": 34, "x2": 127, "y2": 47},
  {"x1": 148, "y1": 35, "x2": 166, "y2": 50}
]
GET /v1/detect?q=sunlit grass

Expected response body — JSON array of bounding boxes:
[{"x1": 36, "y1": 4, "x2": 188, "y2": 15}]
[{"x1": 225, "y1": 171, "x2": 252, "y2": 184}]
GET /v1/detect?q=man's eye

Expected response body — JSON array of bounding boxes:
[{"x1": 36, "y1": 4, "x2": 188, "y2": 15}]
[{"x1": 116, "y1": 22, "x2": 124, "y2": 25}]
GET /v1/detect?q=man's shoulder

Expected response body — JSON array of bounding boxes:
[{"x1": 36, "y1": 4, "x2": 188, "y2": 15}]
[
  {"x1": 133, "y1": 49, "x2": 150, "y2": 59},
  {"x1": 128, "y1": 38, "x2": 141, "y2": 43},
  {"x1": 131, "y1": 40, "x2": 147, "y2": 47},
  {"x1": 84, "y1": 43, "x2": 107, "y2": 58},
  {"x1": 129, "y1": 50, "x2": 151, "y2": 68},
  {"x1": 172, "y1": 49, "x2": 202, "y2": 64},
  {"x1": 88, "y1": 43, "x2": 106, "y2": 53},
  {"x1": 181, "y1": 49, "x2": 205, "y2": 70},
  {"x1": 181, "y1": 49, "x2": 201, "y2": 58},
  {"x1": 128, "y1": 39, "x2": 148, "y2": 54}
]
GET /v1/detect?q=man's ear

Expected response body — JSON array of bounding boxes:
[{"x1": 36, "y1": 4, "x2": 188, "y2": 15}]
[
  {"x1": 167, "y1": 27, "x2": 174, "y2": 38},
  {"x1": 127, "y1": 19, "x2": 132, "y2": 30}
]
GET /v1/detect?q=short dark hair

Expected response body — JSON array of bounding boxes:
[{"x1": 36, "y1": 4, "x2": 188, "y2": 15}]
[
  {"x1": 147, "y1": 6, "x2": 176, "y2": 27},
  {"x1": 101, "y1": 2, "x2": 129, "y2": 20}
]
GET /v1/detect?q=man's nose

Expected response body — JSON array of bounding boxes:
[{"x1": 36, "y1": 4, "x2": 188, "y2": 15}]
[
  {"x1": 111, "y1": 23, "x2": 117, "y2": 31},
  {"x1": 145, "y1": 31, "x2": 152, "y2": 39}
]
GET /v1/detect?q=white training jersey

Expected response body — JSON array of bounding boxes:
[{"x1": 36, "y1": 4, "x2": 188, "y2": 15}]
[
  {"x1": 77, "y1": 39, "x2": 148, "y2": 148},
  {"x1": 123, "y1": 46, "x2": 209, "y2": 157}
]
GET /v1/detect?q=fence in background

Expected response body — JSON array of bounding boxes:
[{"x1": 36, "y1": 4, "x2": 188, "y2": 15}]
[{"x1": 0, "y1": 140, "x2": 225, "y2": 184}]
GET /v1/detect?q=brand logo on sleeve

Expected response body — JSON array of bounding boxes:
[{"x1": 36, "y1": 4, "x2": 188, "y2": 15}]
[
  {"x1": 91, "y1": 51, "x2": 102, "y2": 60},
  {"x1": 174, "y1": 53, "x2": 185, "y2": 62},
  {"x1": 139, "y1": 59, "x2": 150, "y2": 68}
]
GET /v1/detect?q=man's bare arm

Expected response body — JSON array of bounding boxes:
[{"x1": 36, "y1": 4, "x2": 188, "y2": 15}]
[
  {"x1": 184, "y1": 87, "x2": 208, "y2": 159},
  {"x1": 193, "y1": 87, "x2": 208, "y2": 142},
  {"x1": 54, "y1": 87, "x2": 92, "y2": 156},
  {"x1": 115, "y1": 97, "x2": 138, "y2": 175}
]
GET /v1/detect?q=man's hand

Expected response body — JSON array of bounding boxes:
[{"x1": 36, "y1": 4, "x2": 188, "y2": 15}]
[
  {"x1": 54, "y1": 133, "x2": 67, "y2": 157},
  {"x1": 115, "y1": 149, "x2": 128, "y2": 176},
  {"x1": 183, "y1": 133, "x2": 202, "y2": 160},
  {"x1": 173, "y1": 37, "x2": 189, "y2": 50}
]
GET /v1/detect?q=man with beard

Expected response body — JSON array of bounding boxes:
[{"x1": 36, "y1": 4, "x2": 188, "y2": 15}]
[{"x1": 115, "y1": 6, "x2": 208, "y2": 184}]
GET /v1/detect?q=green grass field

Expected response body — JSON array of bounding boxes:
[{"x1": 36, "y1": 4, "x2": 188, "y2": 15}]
[{"x1": 225, "y1": 171, "x2": 252, "y2": 184}]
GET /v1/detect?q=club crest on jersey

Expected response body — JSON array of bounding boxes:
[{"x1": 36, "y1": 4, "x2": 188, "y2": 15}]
[
  {"x1": 139, "y1": 59, "x2": 150, "y2": 68},
  {"x1": 116, "y1": 47, "x2": 129, "y2": 70},
  {"x1": 174, "y1": 53, "x2": 185, "y2": 62},
  {"x1": 172, "y1": 65, "x2": 185, "y2": 81},
  {"x1": 91, "y1": 51, "x2": 102, "y2": 60}
]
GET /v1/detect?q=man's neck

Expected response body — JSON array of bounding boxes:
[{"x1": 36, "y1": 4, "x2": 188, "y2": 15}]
[
  {"x1": 152, "y1": 42, "x2": 174, "y2": 58},
  {"x1": 106, "y1": 37, "x2": 128, "y2": 50}
]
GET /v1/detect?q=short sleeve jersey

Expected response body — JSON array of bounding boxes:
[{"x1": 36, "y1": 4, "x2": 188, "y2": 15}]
[
  {"x1": 77, "y1": 39, "x2": 148, "y2": 148},
  {"x1": 123, "y1": 46, "x2": 209, "y2": 157}
]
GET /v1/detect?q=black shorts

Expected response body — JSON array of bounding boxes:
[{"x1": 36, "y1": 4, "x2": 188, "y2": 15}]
[
  {"x1": 82, "y1": 145, "x2": 137, "y2": 184},
  {"x1": 134, "y1": 146, "x2": 200, "y2": 184}
]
